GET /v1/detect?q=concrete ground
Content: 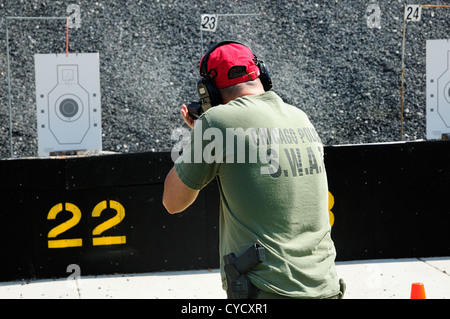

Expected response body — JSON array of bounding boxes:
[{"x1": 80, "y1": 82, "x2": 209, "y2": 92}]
[{"x1": 0, "y1": 257, "x2": 448, "y2": 299}]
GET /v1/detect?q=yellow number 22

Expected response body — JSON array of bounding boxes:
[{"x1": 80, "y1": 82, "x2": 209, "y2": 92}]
[{"x1": 47, "y1": 200, "x2": 126, "y2": 249}]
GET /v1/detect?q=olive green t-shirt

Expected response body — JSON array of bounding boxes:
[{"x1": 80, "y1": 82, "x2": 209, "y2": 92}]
[{"x1": 174, "y1": 91, "x2": 339, "y2": 298}]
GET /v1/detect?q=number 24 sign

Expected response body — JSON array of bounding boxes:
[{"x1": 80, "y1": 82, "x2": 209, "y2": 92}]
[
  {"x1": 47, "y1": 200, "x2": 126, "y2": 249},
  {"x1": 404, "y1": 5, "x2": 422, "y2": 22}
]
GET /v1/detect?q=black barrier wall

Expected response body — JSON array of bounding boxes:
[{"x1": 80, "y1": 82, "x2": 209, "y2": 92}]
[
  {"x1": 326, "y1": 140, "x2": 450, "y2": 261},
  {"x1": 0, "y1": 152, "x2": 220, "y2": 282},
  {"x1": 1, "y1": 141, "x2": 450, "y2": 282}
]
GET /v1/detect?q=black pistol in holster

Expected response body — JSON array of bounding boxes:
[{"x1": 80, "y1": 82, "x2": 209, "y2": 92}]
[{"x1": 223, "y1": 243, "x2": 265, "y2": 299}]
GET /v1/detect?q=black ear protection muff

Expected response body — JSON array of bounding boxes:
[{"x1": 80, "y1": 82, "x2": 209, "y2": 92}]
[{"x1": 197, "y1": 40, "x2": 273, "y2": 114}]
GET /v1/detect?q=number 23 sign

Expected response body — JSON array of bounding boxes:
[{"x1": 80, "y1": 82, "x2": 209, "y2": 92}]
[{"x1": 201, "y1": 14, "x2": 218, "y2": 32}]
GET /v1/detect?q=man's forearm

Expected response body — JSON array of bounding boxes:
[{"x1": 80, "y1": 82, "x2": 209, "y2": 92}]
[{"x1": 162, "y1": 167, "x2": 199, "y2": 214}]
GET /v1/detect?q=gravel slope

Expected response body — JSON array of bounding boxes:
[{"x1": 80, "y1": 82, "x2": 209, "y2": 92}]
[{"x1": 1, "y1": 0, "x2": 450, "y2": 158}]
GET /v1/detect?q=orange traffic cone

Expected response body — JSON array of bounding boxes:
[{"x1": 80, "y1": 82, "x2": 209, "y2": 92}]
[{"x1": 410, "y1": 282, "x2": 426, "y2": 299}]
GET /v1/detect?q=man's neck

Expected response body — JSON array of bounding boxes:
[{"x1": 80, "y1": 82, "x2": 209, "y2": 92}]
[{"x1": 221, "y1": 85, "x2": 265, "y2": 104}]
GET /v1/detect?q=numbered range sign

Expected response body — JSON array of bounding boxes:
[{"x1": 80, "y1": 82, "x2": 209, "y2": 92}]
[
  {"x1": 34, "y1": 53, "x2": 102, "y2": 156},
  {"x1": 30, "y1": 190, "x2": 135, "y2": 279},
  {"x1": 201, "y1": 14, "x2": 218, "y2": 32},
  {"x1": 47, "y1": 200, "x2": 126, "y2": 249},
  {"x1": 404, "y1": 5, "x2": 422, "y2": 22},
  {"x1": 426, "y1": 39, "x2": 450, "y2": 139}
]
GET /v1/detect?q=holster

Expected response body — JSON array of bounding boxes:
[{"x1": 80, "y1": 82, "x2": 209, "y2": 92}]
[{"x1": 223, "y1": 243, "x2": 265, "y2": 299}]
